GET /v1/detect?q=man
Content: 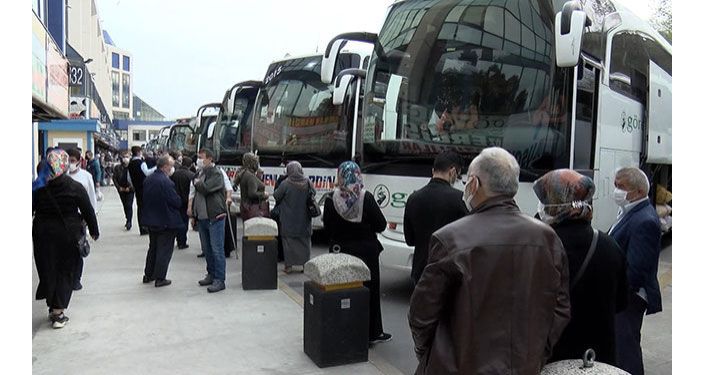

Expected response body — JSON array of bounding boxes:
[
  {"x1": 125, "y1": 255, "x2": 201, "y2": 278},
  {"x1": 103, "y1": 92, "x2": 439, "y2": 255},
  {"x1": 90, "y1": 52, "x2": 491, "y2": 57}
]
[
  {"x1": 112, "y1": 150, "x2": 135, "y2": 230},
  {"x1": 188, "y1": 148, "x2": 227, "y2": 293},
  {"x1": 190, "y1": 157, "x2": 235, "y2": 258},
  {"x1": 408, "y1": 147, "x2": 570, "y2": 375},
  {"x1": 66, "y1": 148, "x2": 98, "y2": 291},
  {"x1": 170, "y1": 152, "x2": 195, "y2": 249},
  {"x1": 141, "y1": 155, "x2": 182, "y2": 287},
  {"x1": 85, "y1": 150, "x2": 103, "y2": 201},
  {"x1": 127, "y1": 146, "x2": 156, "y2": 235},
  {"x1": 609, "y1": 167, "x2": 662, "y2": 375},
  {"x1": 404, "y1": 151, "x2": 469, "y2": 285}
]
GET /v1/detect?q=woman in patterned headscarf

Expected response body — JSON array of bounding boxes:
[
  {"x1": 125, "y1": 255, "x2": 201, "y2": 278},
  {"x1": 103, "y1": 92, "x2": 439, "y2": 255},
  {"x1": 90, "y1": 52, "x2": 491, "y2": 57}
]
[
  {"x1": 33, "y1": 149, "x2": 100, "y2": 329},
  {"x1": 533, "y1": 169, "x2": 628, "y2": 366},
  {"x1": 323, "y1": 161, "x2": 393, "y2": 344}
]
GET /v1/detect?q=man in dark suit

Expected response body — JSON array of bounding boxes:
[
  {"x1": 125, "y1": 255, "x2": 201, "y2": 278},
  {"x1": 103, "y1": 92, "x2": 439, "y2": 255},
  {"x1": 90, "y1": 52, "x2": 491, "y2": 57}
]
[
  {"x1": 127, "y1": 146, "x2": 156, "y2": 235},
  {"x1": 609, "y1": 167, "x2": 662, "y2": 375},
  {"x1": 403, "y1": 151, "x2": 469, "y2": 285},
  {"x1": 170, "y1": 152, "x2": 195, "y2": 249},
  {"x1": 141, "y1": 155, "x2": 183, "y2": 287}
]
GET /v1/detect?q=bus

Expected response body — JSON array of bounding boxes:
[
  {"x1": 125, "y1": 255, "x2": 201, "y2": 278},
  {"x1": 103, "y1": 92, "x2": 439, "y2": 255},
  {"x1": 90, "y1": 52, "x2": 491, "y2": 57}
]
[
  {"x1": 320, "y1": 0, "x2": 672, "y2": 271},
  {"x1": 166, "y1": 117, "x2": 195, "y2": 153},
  {"x1": 208, "y1": 48, "x2": 372, "y2": 227}
]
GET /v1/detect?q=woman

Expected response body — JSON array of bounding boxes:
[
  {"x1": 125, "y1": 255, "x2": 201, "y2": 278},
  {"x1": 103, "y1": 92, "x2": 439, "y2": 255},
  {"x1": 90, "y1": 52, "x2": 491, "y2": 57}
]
[
  {"x1": 33, "y1": 149, "x2": 100, "y2": 329},
  {"x1": 323, "y1": 161, "x2": 392, "y2": 344},
  {"x1": 273, "y1": 161, "x2": 313, "y2": 273},
  {"x1": 237, "y1": 152, "x2": 269, "y2": 220},
  {"x1": 533, "y1": 169, "x2": 628, "y2": 365}
]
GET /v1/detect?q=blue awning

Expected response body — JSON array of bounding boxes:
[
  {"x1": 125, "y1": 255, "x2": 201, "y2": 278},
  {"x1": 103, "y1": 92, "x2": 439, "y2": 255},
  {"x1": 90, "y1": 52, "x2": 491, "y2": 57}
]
[{"x1": 38, "y1": 119, "x2": 100, "y2": 132}]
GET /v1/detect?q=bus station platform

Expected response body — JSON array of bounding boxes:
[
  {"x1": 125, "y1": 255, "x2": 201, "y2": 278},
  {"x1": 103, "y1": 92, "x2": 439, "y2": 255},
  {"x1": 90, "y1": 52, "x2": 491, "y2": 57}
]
[{"x1": 31, "y1": 187, "x2": 387, "y2": 375}]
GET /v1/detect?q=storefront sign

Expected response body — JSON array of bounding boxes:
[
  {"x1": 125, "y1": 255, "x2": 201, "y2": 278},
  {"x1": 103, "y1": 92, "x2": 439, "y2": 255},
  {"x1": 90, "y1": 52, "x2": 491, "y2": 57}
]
[
  {"x1": 32, "y1": 15, "x2": 47, "y2": 101},
  {"x1": 46, "y1": 38, "x2": 69, "y2": 117}
]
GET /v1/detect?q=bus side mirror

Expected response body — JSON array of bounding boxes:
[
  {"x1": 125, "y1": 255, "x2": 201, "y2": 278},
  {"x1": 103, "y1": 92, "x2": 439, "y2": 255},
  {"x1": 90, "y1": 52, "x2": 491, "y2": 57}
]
[
  {"x1": 333, "y1": 75, "x2": 353, "y2": 105},
  {"x1": 333, "y1": 68, "x2": 367, "y2": 105},
  {"x1": 322, "y1": 39, "x2": 348, "y2": 84},
  {"x1": 554, "y1": 1, "x2": 588, "y2": 67}
]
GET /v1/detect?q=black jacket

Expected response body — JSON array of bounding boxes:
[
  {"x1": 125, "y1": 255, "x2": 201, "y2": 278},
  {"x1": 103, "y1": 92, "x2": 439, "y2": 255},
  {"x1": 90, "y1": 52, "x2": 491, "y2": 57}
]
[
  {"x1": 323, "y1": 191, "x2": 387, "y2": 259},
  {"x1": 171, "y1": 165, "x2": 195, "y2": 211},
  {"x1": 548, "y1": 220, "x2": 628, "y2": 366},
  {"x1": 142, "y1": 170, "x2": 183, "y2": 230},
  {"x1": 404, "y1": 178, "x2": 469, "y2": 283},
  {"x1": 127, "y1": 158, "x2": 147, "y2": 193},
  {"x1": 33, "y1": 174, "x2": 100, "y2": 237},
  {"x1": 112, "y1": 163, "x2": 133, "y2": 191}
]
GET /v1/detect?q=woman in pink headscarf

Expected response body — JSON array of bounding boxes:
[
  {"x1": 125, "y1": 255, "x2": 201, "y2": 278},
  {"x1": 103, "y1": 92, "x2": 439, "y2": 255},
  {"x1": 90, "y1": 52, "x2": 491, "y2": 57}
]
[{"x1": 33, "y1": 149, "x2": 100, "y2": 329}]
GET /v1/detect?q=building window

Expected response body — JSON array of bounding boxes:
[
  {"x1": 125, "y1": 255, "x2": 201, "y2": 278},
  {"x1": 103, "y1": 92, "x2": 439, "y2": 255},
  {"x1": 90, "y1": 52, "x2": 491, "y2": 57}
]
[
  {"x1": 122, "y1": 73, "x2": 130, "y2": 109},
  {"x1": 133, "y1": 130, "x2": 146, "y2": 141},
  {"x1": 112, "y1": 71, "x2": 120, "y2": 107},
  {"x1": 112, "y1": 53, "x2": 120, "y2": 69},
  {"x1": 123, "y1": 56, "x2": 130, "y2": 72}
]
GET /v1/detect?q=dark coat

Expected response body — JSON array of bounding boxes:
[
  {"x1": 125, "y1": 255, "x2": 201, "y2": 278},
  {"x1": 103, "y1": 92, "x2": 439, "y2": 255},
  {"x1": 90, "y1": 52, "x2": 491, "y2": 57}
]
[
  {"x1": 404, "y1": 178, "x2": 468, "y2": 283},
  {"x1": 112, "y1": 163, "x2": 133, "y2": 192},
  {"x1": 141, "y1": 170, "x2": 183, "y2": 230},
  {"x1": 273, "y1": 179, "x2": 313, "y2": 237},
  {"x1": 408, "y1": 196, "x2": 570, "y2": 375},
  {"x1": 127, "y1": 158, "x2": 147, "y2": 193},
  {"x1": 33, "y1": 174, "x2": 99, "y2": 303},
  {"x1": 192, "y1": 165, "x2": 227, "y2": 221},
  {"x1": 323, "y1": 191, "x2": 387, "y2": 259},
  {"x1": 610, "y1": 199, "x2": 662, "y2": 314},
  {"x1": 549, "y1": 220, "x2": 628, "y2": 366},
  {"x1": 171, "y1": 165, "x2": 195, "y2": 211}
]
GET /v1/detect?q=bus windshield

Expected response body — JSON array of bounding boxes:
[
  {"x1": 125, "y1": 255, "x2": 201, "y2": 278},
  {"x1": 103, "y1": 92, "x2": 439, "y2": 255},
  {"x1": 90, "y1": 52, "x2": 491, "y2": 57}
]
[
  {"x1": 252, "y1": 55, "x2": 350, "y2": 168},
  {"x1": 362, "y1": 0, "x2": 573, "y2": 180}
]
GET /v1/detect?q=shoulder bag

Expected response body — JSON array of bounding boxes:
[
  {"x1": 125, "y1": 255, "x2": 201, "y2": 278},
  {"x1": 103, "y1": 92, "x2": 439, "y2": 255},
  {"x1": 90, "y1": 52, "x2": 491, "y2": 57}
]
[
  {"x1": 307, "y1": 185, "x2": 321, "y2": 218},
  {"x1": 46, "y1": 189, "x2": 90, "y2": 257},
  {"x1": 570, "y1": 228, "x2": 599, "y2": 290}
]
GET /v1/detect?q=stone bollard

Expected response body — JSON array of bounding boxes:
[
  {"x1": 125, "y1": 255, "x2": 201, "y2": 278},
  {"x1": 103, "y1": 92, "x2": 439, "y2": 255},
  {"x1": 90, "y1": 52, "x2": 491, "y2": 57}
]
[
  {"x1": 241, "y1": 217, "x2": 278, "y2": 290},
  {"x1": 303, "y1": 253, "x2": 371, "y2": 368},
  {"x1": 541, "y1": 349, "x2": 630, "y2": 374}
]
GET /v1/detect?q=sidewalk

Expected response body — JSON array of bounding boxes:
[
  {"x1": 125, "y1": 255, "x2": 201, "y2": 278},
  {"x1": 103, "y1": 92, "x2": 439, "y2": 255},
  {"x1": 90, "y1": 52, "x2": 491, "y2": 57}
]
[{"x1": 32, "y1": 186, "x2": 384, "y2": 375}]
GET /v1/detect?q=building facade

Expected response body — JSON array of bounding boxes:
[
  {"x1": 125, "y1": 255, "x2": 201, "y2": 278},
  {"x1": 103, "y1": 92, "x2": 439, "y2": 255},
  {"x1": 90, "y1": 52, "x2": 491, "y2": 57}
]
[
  {"x1": 113, "y1": 120, "x2": 173, "y2": 150},
  {"x1": 106, "y1": 40, "x2": 133, "y2": 120}
]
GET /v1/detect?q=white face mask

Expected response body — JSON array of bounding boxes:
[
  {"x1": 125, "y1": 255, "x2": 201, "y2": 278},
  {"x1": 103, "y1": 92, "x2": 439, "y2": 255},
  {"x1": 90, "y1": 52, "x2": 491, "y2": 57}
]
[
  {"x1": 613, "y1": 188, "x2": 630, "y2": 207},
  {"x1": 122, "y1": 157, "x2": 130, "y2": 164},
  {"x1": 169, "y1": 166, "x2": 175, "y2": 176},
  {"x1": 196, "y1": 158, "x2": 204, "y2": 169},
  {"x1": 69, "y1": 162, "x2": 79, "y2": 173},
  {"x1": 462, "y1": 177, "x2": 477, "y2": 211}
]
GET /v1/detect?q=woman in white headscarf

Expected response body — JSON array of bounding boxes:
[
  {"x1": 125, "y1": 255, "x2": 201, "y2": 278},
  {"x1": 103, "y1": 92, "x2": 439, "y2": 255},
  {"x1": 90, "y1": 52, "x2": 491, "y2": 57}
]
[
  {"x1": 272, "y1": 161, "x2": 314, "y2": 273},
  {"x1": 322, "y1": 161, "x2": 392, "y2": 344}
]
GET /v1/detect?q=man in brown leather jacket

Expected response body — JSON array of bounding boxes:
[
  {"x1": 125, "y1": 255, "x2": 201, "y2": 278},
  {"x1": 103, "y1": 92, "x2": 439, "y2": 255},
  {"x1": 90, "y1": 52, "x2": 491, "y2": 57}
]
[{"x1": 408, "y1": 147, "x2": 570, "y2": 375}]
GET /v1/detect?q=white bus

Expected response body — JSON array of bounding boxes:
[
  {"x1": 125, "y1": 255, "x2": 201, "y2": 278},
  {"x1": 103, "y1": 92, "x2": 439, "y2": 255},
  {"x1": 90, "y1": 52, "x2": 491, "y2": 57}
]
[
  {"x1": 208, "y1": 48, "x2": 371, "y2": 226},
  {"x1": 320, "y1": 0, "x2": 672, "y2": 271}
]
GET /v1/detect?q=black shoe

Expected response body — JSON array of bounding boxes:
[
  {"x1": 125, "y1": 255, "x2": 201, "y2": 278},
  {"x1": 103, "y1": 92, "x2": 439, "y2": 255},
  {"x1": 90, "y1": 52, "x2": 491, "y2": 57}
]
[
  {"x1": 125, "y1": 221, "x2": 132, "y2": 231},
  {"x1": 198, "y1": 274, "x2": 213, "y2": 286},
  {"x1": 207, "y1": 280, "x2": 225, "y2": 293},
  {"x1": 197, "y1": 253, "x2": 205, "y2": 258},
  {"x1": 177, "y1": 244, "x2": 189, "y2": 250},
  {"x1": 73, "y1": 282, "x2": 83, "y2": 291},
  {"x1": 143, "y1": 275, "x2": 154, "y2": 284},
  {"x1": 225, "y1": 252, "x2": 231, "y2": 258},
  {"x1": 50, "y1": 313, "x2": 69, "y2": 329},
  {"x1": 155, "y1": 279, "x2": 172, "y2": 288},
  {"x1": 369, "y1": 332, "x2": 393, "y2": 344}
]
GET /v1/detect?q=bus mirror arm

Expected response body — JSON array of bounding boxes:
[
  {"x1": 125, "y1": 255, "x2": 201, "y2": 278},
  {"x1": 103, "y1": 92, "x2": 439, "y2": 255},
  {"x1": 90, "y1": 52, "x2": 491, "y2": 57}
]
[
  {"x1": 333, "y1": 69, "x2": 366, "y2": 106},
  {"x1": 554, "y1": 0, "x2": 588, "y2": 68},
  {"x1": 322, "y1": 32, "x2": 379, "y2": 84}
]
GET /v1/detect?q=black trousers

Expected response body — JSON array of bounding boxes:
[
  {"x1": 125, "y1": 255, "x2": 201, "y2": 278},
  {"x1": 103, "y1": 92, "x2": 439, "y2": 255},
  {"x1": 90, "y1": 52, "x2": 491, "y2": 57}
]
[
  {"x1": 118, "y1": 191, "x2": 134, "y2": 224},
  {"x1": 176, "y1": 209, "x2": 189, "y2": 247},
  {"x1": 135, "y1": 189, "x2": 147, "y2": 234},
  {"x1": 144, "y1": 228, "x2": 176, "y2": 281},
  {"x1": 615, "y1": 292, "x2": 648, "y2": 375},
  {"x1": 74, "y1": 256, "x2": 83, "y2": 287}
]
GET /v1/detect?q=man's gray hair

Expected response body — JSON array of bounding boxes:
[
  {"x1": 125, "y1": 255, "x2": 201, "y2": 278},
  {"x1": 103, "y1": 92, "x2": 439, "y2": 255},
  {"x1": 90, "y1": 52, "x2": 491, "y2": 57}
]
[
  {"x1": 469, "y1": 147, "x2": 520, "y2": 197},
  {"x1": 156, "y1": 155, "x2": 173, "y2": 169},
  {"x1": 616, "y1": 167, "x2": 650, "y2": 194}
]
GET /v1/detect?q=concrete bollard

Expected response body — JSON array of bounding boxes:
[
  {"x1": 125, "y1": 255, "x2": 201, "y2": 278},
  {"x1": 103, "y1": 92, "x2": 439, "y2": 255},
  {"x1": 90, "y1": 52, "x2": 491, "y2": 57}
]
[
  {"x1": 541, "y1": 349, "x2": 630, "y2": 374},
  {"x1": 241, "y1": 217, "x2": 278, "y2": 290},
  {"x1": 302, "y1": 253, "x2": 371, "y2": 368}
]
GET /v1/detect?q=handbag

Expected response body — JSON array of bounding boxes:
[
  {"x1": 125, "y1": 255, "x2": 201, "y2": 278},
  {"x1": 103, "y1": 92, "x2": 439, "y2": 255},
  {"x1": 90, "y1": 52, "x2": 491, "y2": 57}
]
[
  {"x1": 46, "y1": 189, "x2": 91, "y2": 257},
  {"x1": 307, "y1": 186, "x2": 321, "y2": 218},
  {"x1": 241, "y1": 199, "x2": 270, "y2": 221}
]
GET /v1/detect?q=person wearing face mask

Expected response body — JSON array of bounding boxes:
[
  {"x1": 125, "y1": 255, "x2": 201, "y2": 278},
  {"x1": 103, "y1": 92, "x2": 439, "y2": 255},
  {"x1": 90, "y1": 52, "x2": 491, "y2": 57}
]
[
  {"x1": 66, "y1": 148, "x2": 98, "y2": 291},
  {"x1": 140, "y1": 155, "x2": 183, "y2": 287},
  {"x1": 170, "y1": 152, "x2": 195, "y2": 249},
  {"x1": 408, "y1": 147, "x2": 570, "y2": 375},
  {"x1": 608, "y1": 167, "x2": 662, "y2": 375},
  {"x1": 403, "y1": 151, "x2": 469, "y2": 285},
  {"x1": 127, "y1": 146, "x2": 157, "y2": 235},
  {"x1": 533, "y1": 169, "x2": 628, "y2": 366},
  {"x1": 112, "y1": 151, "x2": 135, "y2": 231}
]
